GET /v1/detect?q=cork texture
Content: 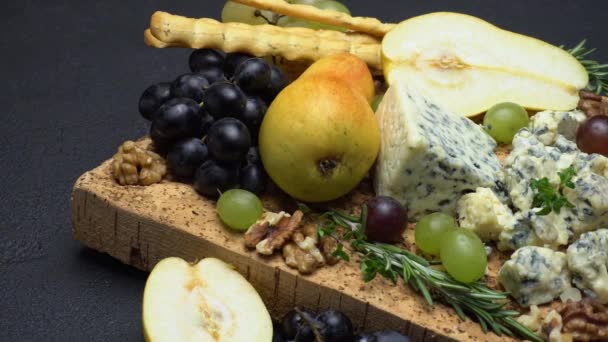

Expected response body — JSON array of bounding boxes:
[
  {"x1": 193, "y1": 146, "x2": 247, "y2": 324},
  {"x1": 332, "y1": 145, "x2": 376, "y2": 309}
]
[{"x1": 71, "y1": 138, "x2": 515, "y2": 342}]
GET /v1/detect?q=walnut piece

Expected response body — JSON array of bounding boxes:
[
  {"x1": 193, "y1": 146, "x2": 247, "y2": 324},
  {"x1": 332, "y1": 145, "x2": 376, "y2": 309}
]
[
  {"x1": 320, "y1": 236, "x2": 340, "y2": 266},
  {"x1": 579, "y1": 91, "x2": 608, "y2": 117},
  {"x1": 111, "y1": 141, "x2": 166, "y2": 186},
  {"x1": 282, "y1": 223, "x2": 325, "y2": 274},
  {"x1": 244, "y1": 211, "x2": 303, "y2": 255},
  {"x1": 517, "y1": 305, "x2": 573, "y2": 342},
  {"x1": 558, "y1": 298, "x2": 608, "y2": 341}
]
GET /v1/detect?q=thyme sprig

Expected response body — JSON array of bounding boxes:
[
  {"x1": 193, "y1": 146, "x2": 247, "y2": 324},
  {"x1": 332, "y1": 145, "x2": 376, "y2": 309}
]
[
  {"x1": 530, "y1": 166, "x2": 577, "y2": 216},
  {"x1": 318, "y1": 209, "x2": 543, "y2": 342},
  {"x1": 564, "y1": 39, "x2": 608, "y2": 95}
]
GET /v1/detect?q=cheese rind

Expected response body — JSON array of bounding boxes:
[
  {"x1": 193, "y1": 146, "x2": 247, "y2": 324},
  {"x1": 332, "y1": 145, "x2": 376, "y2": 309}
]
[
  {"x1": 567, "y1": 229, "x2": 608, "y2": 304},
  {"x1": 498, "y1": 246, "x2": 571, "y2": 306},
  {"x1": 374, "y1": 84, "x2": 502, "y2": 220}
]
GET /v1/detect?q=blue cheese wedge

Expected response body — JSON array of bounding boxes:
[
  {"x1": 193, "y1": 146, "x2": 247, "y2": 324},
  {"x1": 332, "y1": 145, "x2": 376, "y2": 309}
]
[
  {"x1": 457, "y1": 187, "x2": 515, "y2": 241},
  {"x1": 499, "y1": 246, "x2": 571, "y2": 306},
  {"x1": 567, "y1": 229, "x2": 608, "y2": 304},
  {"x1": 374, "y1": 84, "x2": 502, "y2": 220}
]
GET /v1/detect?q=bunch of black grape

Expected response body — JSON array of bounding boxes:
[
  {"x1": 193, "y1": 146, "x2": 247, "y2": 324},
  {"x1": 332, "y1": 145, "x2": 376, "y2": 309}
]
[
  {"x1": 275, "y1": 308, "x2": 411, "y2": 342},
  {"x1": 138, "y1": 49, "x2": 288, "y2": 198}
]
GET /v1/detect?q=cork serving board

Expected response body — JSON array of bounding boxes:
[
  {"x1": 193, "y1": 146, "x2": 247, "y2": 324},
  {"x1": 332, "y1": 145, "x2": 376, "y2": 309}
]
[{"x1": 70, "y1": 138, "x2": 515, "y2": 342}]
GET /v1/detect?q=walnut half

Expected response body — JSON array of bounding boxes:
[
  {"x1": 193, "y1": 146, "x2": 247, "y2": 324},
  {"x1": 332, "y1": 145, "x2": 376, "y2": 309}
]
[
  {"x1": 558, "y1": 298, "x2": 608, "y2": 341},
  {"x1": 244, "y1": 211, "x2": 304, "y2": 255},
  {"x1": 111, "y1": 141, "x2": 166, "y2": 186},
  {"x1": 579, "y1": 90, "x2": 608, "y2": 117},
  {"x1": 283, "y1": 224, "x2": 326, "y2": 274}
]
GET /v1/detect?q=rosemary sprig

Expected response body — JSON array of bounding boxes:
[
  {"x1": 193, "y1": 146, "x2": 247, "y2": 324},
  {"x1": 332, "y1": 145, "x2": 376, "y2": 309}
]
[
  {"x1": 564, "y1": 39, "x2": 608, "y2": 95},
  {"x1": 319, "y1": 210, "x2": 543, "y2": 342}
]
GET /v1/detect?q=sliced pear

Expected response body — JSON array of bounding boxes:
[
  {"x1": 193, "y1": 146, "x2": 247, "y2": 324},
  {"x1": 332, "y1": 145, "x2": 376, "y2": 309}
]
[
  {"x1": 382, "y1": 12, "x2": 588, "y2": 117},
  {"x1": 142, "y1": 257, "x2": 272, "y2": 342}
]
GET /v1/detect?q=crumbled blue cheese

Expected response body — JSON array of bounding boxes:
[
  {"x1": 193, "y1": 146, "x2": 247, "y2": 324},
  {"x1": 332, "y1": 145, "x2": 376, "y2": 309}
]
[
  {"x1": 529, "y1": 110, "x2": 586, "y2": 145},
  {"x1": 499, "y1": 246, "x2": 571, "y2": 306},
  {"x1": 374, "y1": 84, "x2": 502, "y2": 220},
  {"x1": 457, "y1": 187, "x2": 515, "y2": 241},
  {"x1": 504, "y1": 130, "x2": 578, "y2": 212},
  {"x1": 567, "y1": 229, "x2": 608, "y2": 304},
  {"x1": 498, "y1": 212, "x2": 543, "y2": 251},
  {"x1": 501, "y1": 114, "x2": 608, "y2": 250}
]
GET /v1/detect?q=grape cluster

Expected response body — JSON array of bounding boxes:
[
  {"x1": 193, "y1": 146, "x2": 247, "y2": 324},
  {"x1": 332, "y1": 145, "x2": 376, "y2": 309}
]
[
  {"x1": 138, "y1": 48, "x2": 289, "y2": 198},
  {"x1": 275, "y1": 308, "x2": 410, "y2": 342}
]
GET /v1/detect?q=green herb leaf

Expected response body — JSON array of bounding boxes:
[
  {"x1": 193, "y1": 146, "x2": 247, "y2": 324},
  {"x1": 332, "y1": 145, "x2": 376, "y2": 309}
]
[
  {"x1": 320, "y1": 209, "x2": 543, "y2": 342},
  {"x1": 564, "y1": 39, "x2": 608, "y2": 95},
  {"x1": 558, "y1": 165, "x2": 577, "y2": 189},
  {"x1": 360, "y1": 257, "x2": 379, "y2": 282},
  {"x1": 331, "y1": 243, "x2": 350, "y2": 262},
  {"x1": 297, "y1": 202, "x2": 312, "y2": 214},
  {"x1": 530, "y1": 167, "x2": 577, "y2": 216}
]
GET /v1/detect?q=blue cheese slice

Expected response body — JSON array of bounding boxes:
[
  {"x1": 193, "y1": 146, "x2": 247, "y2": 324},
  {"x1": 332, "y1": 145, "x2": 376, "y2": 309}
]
[
  {"x1": 374, "y1": 84, "x2": 502, "y2": 220},
  {"x1": 498, "y1": 246, "x2": 571, "y2": 306},
  {"x1": 567, "y1": 229, "x2": 608, "y2": 303},
  {"x1": 457, "y1": 187, "x2": 515, "y2": 241}
]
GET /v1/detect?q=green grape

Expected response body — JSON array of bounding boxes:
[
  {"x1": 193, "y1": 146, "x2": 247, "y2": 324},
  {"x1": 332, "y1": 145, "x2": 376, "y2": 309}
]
[
  {"x1": 221, "y1": 1, "x2": 274, "y2": 25},
  {"x1": 286, "y1": 0, "x2": 323, "y2": 5},
  {"x1": 309, "y1": 1, "x2": 350, "y2": 31},
  {"x1": 216, "y1": 189, "x2": 263, "y2": 231},
  {"x1": 315, "y1": 0, "x2": 350, "y2": 14},
  {"x1": 414, "y1": 213, "x2": 456, "y2": 255},
  {"x1": 278, "y1": 1, "x2": 350, "y2": 31},
  {"x1": 371, "y1": 94, "x2": 384, "y2": 112},
  {"x1": 483, "y1": 102, "x2": 529, "y2": 144},
  {"x1": 440, "y1": 229, "x2": 487, "y2": 283},
  {"x1": 281, "y1": 18, "x2": 316, "y2": 28}
]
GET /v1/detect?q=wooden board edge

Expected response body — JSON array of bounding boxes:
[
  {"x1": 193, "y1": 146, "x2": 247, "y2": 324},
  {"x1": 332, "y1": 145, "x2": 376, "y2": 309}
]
[{"x1": 70, "y1": 164, "x2": 514, "y2": 342}]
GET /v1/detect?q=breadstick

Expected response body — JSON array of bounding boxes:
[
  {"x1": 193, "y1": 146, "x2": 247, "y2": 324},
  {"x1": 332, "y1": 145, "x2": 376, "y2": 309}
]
[
  {"x1": 144, "y1": 28, "x2": 186, "y2": 48},
  {"x1": 147, "y1": 11, "x2": 382, "y2": 70},
  {"x1": 229, "y1": 0, "x2": 395, "y2": 37}
]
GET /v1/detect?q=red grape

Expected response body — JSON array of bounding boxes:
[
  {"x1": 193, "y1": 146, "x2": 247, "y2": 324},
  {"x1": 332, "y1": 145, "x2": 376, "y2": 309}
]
[
  {"x1": 577, "y1": 115, "x2": 608, "y2": 156},
  {"x1": 364, "y1": 196, "x2": 408, "y2": 243}
]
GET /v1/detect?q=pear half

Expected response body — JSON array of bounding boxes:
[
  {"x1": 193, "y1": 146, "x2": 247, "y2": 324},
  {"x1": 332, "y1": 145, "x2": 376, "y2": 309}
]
[
  {"x1": 382, "y1": 12, "x2": 588, "y2": 117},
  {"x1": 142, "y1": 257, "x2": 272, "y2": 342}
]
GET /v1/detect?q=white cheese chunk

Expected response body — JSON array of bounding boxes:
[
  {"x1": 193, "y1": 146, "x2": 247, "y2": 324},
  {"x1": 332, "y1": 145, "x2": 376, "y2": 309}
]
[
  {"x1": 457, "y1": 187, "x2": 515, "y2": 241},
  {"x1": 567, "y1": 229, "x2": 608, "y2": 304},
  {"x1": 499, "y1": 246, "x2": 571, "y2": 306},
  {"x1": 529, "y1": 110, "x2": 586, "y2": 146},
  {"x1": 374, "y1": 84, "x2": 502, "y2": 220}
]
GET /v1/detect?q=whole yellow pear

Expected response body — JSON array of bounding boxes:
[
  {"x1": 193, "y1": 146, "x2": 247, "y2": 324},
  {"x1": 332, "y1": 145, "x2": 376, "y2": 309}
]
[
  {"x1": 259, "y1": 77, "x2": 380, "y2": 202},
  {"x1": 299, "y1": 53, "x2": 375, "y2": 104}
]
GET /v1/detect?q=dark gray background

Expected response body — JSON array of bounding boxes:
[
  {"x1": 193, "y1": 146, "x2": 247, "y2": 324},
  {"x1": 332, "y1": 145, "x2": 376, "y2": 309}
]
[{"x1": 1, "y1": 1, "x2": 606, "y2": 341}]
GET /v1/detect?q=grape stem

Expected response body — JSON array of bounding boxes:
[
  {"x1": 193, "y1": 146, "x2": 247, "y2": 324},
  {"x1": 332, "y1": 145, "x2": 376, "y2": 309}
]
[
  {"x1": 254, "y1": 9, "x2": 284, "y2": 25},
  {"x1": 318, "y1": 210, "x2": 543, "y2": 342}
]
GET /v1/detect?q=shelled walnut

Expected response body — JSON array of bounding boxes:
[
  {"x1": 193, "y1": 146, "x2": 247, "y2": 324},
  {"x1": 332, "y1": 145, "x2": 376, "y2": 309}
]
[
  {"x1": 283, "y1": 224, "x2": 325, "y2": 274},
  {"x1": 579, "y1": 91, "x2": 608, "y2": 117},
  {"x1": 111, "y1": 141, "x2": 166, "y2": 185},
  {"x1": 244, "y1": 211, "x2": 303, "y2": 255},
  {"x1": 517, "y1": 306, "x2": 573, "y2": 342},
  {"x1": 244, "y1": 210, "x2": 344, "y2": 274},
  {"x1": 320, "y1": 235, "x2": 340, "y2": 266},
  {"x1": 558, "y1": 298, "x2": 608, "y2": 341}
]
